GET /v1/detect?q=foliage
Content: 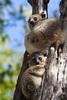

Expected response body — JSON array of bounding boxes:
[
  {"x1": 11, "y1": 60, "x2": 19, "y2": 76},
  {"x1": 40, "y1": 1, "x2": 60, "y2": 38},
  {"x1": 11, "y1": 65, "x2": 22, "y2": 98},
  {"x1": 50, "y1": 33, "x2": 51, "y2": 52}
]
[{"x1": 0, "y1": 0, "x2": 29, "y2": 99}]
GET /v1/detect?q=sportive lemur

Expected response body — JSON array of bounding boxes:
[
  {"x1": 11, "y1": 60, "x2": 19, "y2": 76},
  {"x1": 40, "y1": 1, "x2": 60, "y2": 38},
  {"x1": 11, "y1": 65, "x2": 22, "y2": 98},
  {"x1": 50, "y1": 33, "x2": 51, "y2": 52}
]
[
  {"x1": 21, "y1": 52, "x2": 47, "y2": 98},
  {"x1": 25, "y1": 18, "x2": 65, "y2": 56}
]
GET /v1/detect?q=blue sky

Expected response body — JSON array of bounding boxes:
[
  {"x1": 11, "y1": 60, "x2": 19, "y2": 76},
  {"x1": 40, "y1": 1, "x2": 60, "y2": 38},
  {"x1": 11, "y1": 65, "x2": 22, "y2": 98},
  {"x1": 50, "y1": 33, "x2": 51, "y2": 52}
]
[
  {"x1": 48, "y1": 0, "x2": 60, "y2": 17},
  {"x1": 4, "y1": 0, "x2": 60, "y2": 53}
]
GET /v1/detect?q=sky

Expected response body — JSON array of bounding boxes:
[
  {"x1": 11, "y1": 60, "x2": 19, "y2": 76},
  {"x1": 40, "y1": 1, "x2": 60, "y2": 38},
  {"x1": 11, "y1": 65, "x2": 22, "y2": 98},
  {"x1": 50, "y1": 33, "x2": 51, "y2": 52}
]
[{"x1": 4, "y1": 0, "x2": 60, "y2": 53}]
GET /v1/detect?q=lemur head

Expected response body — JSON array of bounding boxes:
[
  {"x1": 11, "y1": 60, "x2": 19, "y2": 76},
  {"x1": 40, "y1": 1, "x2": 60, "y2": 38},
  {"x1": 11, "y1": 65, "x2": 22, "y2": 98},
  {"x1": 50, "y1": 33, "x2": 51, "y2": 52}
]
[
  {"x1": 28, "y1": 52, "x2": 47, "y2": 66},
  {"x1": 28, "y1": 12, "x2": 47, "y2": 30}
]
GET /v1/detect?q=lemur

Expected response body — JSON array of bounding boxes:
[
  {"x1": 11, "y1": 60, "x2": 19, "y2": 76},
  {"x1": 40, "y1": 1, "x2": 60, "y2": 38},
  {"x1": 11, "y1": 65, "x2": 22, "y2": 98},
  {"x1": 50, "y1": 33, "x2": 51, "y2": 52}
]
[
  {"x1": 25, "y1": 18, "x2": 65, "y2": 57},
  {"x1": 21, "y1": 52, "x2": 47, "y2": 98}
]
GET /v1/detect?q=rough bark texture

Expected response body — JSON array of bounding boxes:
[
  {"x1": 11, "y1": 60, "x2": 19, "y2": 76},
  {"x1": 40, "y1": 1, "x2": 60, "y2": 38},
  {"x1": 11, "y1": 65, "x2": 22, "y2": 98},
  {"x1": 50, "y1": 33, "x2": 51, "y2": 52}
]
[{"x1": 41, "y1": 54, "x2": 67, "y2": 100}]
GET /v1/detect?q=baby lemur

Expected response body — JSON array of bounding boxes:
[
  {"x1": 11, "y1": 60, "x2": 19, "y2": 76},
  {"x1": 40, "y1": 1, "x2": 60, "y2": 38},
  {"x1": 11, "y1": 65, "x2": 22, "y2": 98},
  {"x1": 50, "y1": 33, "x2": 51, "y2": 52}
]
[
  {"x1": 21, "y1": 52, "x2": 47, "y2": 98},
  {"x1": 28, "y1": 12, "x2": 47, "y2": 30},
  {"x1": 25, "y1": 18, "x2": 65, "y2": 56}
]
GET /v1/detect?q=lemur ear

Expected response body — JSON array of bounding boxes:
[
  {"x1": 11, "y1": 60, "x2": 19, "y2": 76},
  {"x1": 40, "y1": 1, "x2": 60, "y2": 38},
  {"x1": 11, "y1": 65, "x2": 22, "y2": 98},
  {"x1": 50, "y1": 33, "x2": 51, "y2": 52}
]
[{"x1": 41, "y1": 11, "x2": 47, "y2": 18}]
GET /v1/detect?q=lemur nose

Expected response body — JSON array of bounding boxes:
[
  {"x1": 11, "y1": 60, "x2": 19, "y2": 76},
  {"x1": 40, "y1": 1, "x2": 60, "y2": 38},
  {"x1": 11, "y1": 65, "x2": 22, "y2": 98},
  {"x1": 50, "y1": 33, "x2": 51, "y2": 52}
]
[{"x1": 30, "y1": 21, "x2": 35, "y2": 25}]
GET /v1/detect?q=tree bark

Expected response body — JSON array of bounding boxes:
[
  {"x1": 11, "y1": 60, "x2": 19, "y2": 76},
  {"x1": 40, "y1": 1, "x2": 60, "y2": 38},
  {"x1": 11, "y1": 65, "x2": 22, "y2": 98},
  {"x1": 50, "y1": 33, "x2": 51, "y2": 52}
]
[{"x1": 28, "y1": 0, "x2": 49, "y2": 16}]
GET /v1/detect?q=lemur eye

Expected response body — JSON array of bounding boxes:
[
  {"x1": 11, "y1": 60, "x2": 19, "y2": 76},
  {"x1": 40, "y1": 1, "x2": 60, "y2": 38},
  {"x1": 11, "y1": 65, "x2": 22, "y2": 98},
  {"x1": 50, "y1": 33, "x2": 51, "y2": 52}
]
[
  {"x1": 32, "y1": 57, "x2": 36, "y2": 63},
  {"x1": 32, "y1": 57, "x2": 39, "y2": 65},
  {"x1": 38, "y1": 57, "x2": 42, "y2": 61},
  {"x1": 34, "y1": 17, "x2": 37, "y2": 21}
]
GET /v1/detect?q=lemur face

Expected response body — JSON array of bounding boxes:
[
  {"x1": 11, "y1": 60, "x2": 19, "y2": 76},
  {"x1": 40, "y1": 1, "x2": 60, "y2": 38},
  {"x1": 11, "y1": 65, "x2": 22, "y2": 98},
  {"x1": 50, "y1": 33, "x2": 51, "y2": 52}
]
[
  {"x1": 28, "y1": 52, "x2": 47, "y2": 66},
  {"x1": 28, "y1": 12, "x2": 46, "y2": 30}
]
